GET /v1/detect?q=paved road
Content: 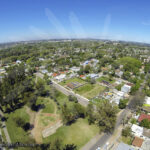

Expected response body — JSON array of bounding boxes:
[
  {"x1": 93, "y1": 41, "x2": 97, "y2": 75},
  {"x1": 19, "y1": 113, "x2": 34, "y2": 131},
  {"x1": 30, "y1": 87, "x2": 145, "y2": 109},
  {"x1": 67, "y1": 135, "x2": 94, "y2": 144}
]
[
  {"x1": 35, "y1": 73, "x2": 89, "y2": 106},
  {"x1": 87, "y1": 77, "x2": 148, "y2": 150},
  {"x1": 89, "y1": 134, "x2": 110, "y2": 150},
  {"x1": 83, "y1": 96, "x2": 133, "y2": 150},
  {"x1": 0, "y1": 110, "x2": 13, "y2": 150},
  {"x1": 52, "y1": 80, "x2": 89, "y2": 106}
]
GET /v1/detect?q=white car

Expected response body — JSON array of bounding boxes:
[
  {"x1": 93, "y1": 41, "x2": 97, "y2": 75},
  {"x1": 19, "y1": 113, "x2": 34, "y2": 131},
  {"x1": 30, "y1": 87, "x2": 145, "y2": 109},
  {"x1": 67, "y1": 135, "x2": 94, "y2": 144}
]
[{"x1": 96, "y1": 147, "x2": 101, "y2": 150}]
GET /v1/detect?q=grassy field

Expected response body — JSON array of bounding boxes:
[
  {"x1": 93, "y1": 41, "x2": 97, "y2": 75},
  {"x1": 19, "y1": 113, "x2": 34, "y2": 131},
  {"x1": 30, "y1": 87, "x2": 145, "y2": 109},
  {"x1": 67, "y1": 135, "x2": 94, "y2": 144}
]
[
  {"x1": 36, "y1": 97, "x2": 55, "y2": 113},
  {"x1": 96, "y1": 76, "x2": 115, "y2": 83},
  {"x1": 43, "y1": 118, "x2": 99, "y2": 149},
  {"x1": 143, "y1": 104, "x2": 150, "y2": 107},
  {"x1": 90, "y1": 98, "x2": 104, "y2": 105},
  {"x1": 121, "y1": 136, "x2": 133, "y2": 145},
  {"x1": 75, "y1": 83, "x2": 106, "y2": 99},
  {"x1": 60, "y1": 77, "x2": 86, "y2": 86},
  {"x1": 5, "y1": 107, "x2": 32, "y2": 143}
]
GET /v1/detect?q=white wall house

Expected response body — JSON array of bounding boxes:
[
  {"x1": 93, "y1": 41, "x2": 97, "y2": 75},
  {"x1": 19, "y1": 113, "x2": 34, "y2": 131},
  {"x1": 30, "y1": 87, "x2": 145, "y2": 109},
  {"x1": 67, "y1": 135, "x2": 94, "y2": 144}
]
[
  {"x1": 131, "y1": 124, "x2": 143, "y2": 137},
  {"x1": 145, "y1": 96, "x2": 150, "y2": 105},
  {"x1": 55, "y1": 74, "x2": 66, "y2": 82},
  {"x1": 121, "y1": 84, "x2": 131, "y2": 93}
]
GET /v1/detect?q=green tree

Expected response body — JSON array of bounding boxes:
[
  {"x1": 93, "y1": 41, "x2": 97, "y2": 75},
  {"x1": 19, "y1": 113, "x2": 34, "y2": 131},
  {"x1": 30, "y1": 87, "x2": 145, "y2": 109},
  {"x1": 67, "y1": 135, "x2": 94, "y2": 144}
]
[
  {"x1": 86, "y1": 103, "x2": 96, "y2": 124},
  {"x1": 119, "y1": 99, "x2": 128, "y2": 109},
  {"x1": 122, "y1": 127, "x2": 131, "y2": 137},
  {"x1": 140, "y1": 119, "x2": 150, "y2": 129},
  {"x1": 96, "y1": 100, "x2": 117, "y2": 132}
]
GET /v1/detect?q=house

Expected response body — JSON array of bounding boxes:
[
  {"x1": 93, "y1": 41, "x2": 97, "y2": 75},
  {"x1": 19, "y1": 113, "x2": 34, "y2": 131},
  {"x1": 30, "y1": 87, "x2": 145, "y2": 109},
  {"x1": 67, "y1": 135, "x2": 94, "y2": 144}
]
[
  {"x1": 55, "y1": 74, "x2": 66, "y2": 82},
  {"x1": 145, "y1": 96, "x2": 150, "y2": 105},
  {"x1": 52, "y1": 73, "x2": 58, "y2": 77},
  {"x1": 88, "y1": 73, "x2": 99, "y2": 79},
  {"x1": 121, "y1": 84, "x2": 131, "y2": 93},
  {"x1": 39, "y1": 58, "x2": 45, "y2": 61},
  {"x1": 115, "y1": 142, "x2": 134, "y2": 150},
  {"x1": 138, "y1": 114, "x2": 150, "y2": 122},
  {"x1": 16, "y1": 60, "x2": 22, "y2": 64},
  {"x1": 111, "y1": 91, "x2": 124, "y2": 104},
  {"x1": 70, "y1": 67, "x2": 80, "y2": 72},
  {"x1": 0, "y1": 68, "x2": 5, "y2": 74},
  {"x1": 80, "y1": 75, "x2": 86, "y2": 79},
  {"x1": 115, "y1": 69, "x2": 123, "y2": 78},
  {"x1": 41, "y1": 69, "x2": 48, "y2": 74},
  {"x1": 82, "y1": 60, "x2": 90, "y2": 66},
  {"x1": 132, "y1": 137, "x2": 144, "y2": 148},
  {"x1": 131, "y1": 124, "x2": 143, "y2": 137},
  {"x1": 47, "y1": 72, "x2": 53, "y2": 77},
  {"x1": 143, "y1": 128, "x2": 150, "y2": 139},
  {"x1": 141, "y1": 139, "x2": 150, "y2": 150}
]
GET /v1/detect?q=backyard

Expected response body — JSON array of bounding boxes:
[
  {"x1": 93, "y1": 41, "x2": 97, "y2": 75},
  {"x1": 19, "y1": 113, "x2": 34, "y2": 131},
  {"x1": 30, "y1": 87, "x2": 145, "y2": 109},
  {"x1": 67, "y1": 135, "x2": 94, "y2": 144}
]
[{"x1": 74, "y1": 83, "x2": 106, "y2": 99}]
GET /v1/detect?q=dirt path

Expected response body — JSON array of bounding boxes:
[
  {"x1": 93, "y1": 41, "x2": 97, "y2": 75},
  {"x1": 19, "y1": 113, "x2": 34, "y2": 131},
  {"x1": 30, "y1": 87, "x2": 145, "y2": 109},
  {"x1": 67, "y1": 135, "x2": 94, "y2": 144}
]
[
  {"x1": 26, "y1": 106, "x2": 43, "y2": 143},
  {"x1": 26, "y1": 106, "x2": 36, "y2": 125},
  {"x1": 31, "y1": 110, "x2": 43, "y2": 143},
  {"x1": 25, "y1": 99, "x2": 60, "y2": 143}
]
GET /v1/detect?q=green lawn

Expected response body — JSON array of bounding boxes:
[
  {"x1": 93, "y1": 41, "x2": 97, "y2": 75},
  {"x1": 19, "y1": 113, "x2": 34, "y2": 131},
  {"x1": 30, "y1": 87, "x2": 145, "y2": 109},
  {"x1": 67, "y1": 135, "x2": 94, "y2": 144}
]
[
  {"x1": 90, "y1": 98, "x2": 104, "y2": 105},
  {"x1": 75, "y1": 83, "x2": 106, "y2": 99},
  {"x1": 60, "y1": 77, "x2": 86, "y2": 86},
  {"x1": 5, "y1": 107, "x2": 32, "y2": 144},
  {"x1": 36, "y1": 97, "x2": 55, "y2": 113},
  {"x1": 96, "y1": 76, "x2": 115, "y2": 83},
  {"x1": 43, "y1": 118, "x2": 99, "y2": 149},
  {"x1": 121, "y1": 136, "x2": 133, "y2": 145},
  {"x1": 143, "y1": 104, "x2": 150, "y2": 107}
]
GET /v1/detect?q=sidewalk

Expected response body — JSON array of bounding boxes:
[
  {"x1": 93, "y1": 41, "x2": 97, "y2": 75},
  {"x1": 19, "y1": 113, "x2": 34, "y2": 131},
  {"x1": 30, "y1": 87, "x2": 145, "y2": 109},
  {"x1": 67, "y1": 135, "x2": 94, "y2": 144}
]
[{"x1": 81, "y1": 133, "x2": 104, "y2": 150}]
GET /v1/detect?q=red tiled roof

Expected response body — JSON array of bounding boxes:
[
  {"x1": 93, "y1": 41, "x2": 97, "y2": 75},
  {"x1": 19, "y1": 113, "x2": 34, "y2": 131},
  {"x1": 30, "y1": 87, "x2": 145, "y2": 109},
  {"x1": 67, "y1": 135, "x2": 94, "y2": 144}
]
[
  {"x1": 52, "y1": 73, "x2": 58, "y2": 77},
  {"x1": 80, "y1": 75, "x2": 84, "y2": 77},
  {"x1": 132, "y1": 137, "x2": 143, "y2": 148},
  {"x1": 138, "y1": 114, "x2": 150, "y2": 122}
]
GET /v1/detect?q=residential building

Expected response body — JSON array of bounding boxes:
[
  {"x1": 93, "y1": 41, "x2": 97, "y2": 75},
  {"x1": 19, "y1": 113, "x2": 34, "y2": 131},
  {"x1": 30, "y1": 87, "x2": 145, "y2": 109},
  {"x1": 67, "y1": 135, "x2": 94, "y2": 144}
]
[
  {"x1": 145, "y1": 96, "x2": 150, "y2": 105},
  {"x1": 141, "y1": 139, "x2": 150, "y2": 150},
  {"x1": 121, "y1": 84, "x2": 131, "y2": 93},
  {"x1": 132, "y1": 137, "x2": 144, "y2": 148},
  {"x1": 55, "y1": 74, "x2": 66, "y2": 82},
  {"x1": 138, "y1": 114, "x2": 150, "y2": 122},
  {"x1": 88, "y1": 73, "x2": 99, "y2": 79},
  {"x1": 131, "y1": 124, "x2": 143, "y2": 137},
  {"x1": 115, "y1": 142, "x2": 135, "y2": 150},
  {"x1": 115, "y1": 69, "x2": 123, "y2": 78}
]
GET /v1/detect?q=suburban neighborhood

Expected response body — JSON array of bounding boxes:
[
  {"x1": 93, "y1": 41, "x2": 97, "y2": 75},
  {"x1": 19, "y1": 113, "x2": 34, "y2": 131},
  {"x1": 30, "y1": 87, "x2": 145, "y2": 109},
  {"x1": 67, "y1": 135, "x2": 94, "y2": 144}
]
[{"x1": 0, "y1": 39, "x2": 150, "y2": 150}]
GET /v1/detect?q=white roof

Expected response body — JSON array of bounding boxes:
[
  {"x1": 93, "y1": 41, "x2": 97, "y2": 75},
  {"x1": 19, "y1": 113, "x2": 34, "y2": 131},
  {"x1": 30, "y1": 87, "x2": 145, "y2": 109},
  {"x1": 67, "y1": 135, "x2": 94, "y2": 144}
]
[
  {"x1": 55, "y1": 74, "x2": 66, "y2": 80},
  {"x1": 117, "y1": 91, "x2": 124, "y2": 97},
  {"x1": 145, "y1": 96, "x2": 150, "y2": 105},
  {"x1": 121, "y1": 84, "x2": 131, "y2": 93},
  {"x1": 88, "y1": 73, "x2": 99, "y2": 78},
  {"x1": 131, "y1": 124, "x2": 143, "y2": 137},
  {"x1": 71, "y1": 67, "x2": 80, "y2": 72}
]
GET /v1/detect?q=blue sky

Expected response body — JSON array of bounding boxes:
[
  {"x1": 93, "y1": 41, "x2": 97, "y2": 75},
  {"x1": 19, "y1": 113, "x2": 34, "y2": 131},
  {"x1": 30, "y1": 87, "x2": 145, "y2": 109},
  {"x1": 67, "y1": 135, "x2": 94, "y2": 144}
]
[{"x1": 0, "y1": 0, "x2": 150, "y2": 43}]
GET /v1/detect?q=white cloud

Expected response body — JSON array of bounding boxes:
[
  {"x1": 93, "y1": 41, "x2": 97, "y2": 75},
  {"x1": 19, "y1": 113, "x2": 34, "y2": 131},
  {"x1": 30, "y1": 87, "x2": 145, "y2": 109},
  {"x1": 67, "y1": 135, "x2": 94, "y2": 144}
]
[
  {"x1": 69, "y1": 12, "x2": 87, "y2": 38},
  {"x1": 142, "y1": 21, "x2": 150, "y2": 26},
  {"x1": 102, "y1": 14, "x2": 111, "y2": 37}
]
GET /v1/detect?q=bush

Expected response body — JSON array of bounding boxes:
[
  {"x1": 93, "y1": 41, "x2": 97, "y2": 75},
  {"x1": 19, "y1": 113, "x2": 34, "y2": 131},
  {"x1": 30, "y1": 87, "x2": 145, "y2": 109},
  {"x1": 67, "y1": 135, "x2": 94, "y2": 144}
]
[
  {"x1": 119, "y1": 99, "x2": 128, "y2": 109},
  {"x1": 140, "y1": 119, "x2": 150, "y2": 129},
  {"x1": 130, "y1": 118, "x2": 137, "y2": 124},
  {"x1": 122, "y1": 127, "x2": 131, "y2": 137},
  {"x1": 14, "y1": 117, "x2": 25, "y2": 128},
  {"x1": 68, "y1": 95, "x2": 78, "y2": 103}
]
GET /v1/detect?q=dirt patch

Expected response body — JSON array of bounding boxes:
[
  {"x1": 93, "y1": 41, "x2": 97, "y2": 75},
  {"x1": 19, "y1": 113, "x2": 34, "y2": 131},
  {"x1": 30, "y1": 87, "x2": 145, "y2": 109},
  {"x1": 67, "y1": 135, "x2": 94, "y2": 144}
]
[{"x1": 26, "y1": 105, "x2": 61, "y2": 143}]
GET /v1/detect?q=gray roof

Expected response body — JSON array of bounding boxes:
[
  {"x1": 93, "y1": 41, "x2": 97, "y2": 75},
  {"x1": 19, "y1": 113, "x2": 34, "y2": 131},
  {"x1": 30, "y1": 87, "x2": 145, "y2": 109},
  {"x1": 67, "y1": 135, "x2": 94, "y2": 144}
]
[{"x1": 115, "y1": 143, "x2": 135, "y2": 150}]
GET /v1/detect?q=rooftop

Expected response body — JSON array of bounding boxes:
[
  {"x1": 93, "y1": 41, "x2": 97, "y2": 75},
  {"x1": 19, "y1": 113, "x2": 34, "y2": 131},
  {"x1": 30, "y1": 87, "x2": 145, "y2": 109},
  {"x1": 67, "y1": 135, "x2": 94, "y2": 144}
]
[
  {"x1": 132, "y1": 137, "x2": 144, "y2": 148},
  {"x1": 115, "y1": 142, "x2": 134, "y2": 150},
  {"x1": 138, "y1": 114, "x2": 150, "y2": 122}
]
